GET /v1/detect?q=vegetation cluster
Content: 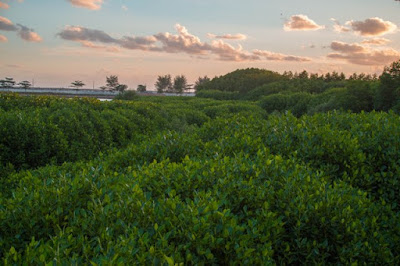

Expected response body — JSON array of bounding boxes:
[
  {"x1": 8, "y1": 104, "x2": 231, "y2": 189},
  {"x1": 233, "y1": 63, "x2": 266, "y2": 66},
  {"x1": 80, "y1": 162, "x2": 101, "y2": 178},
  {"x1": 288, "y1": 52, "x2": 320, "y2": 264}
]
[
  {"x1": 0, "y1": 91, "x2": 399, "y2": 264},
  {"x1": 196, "y1": 60, "x2": 400, "y2": 115}
]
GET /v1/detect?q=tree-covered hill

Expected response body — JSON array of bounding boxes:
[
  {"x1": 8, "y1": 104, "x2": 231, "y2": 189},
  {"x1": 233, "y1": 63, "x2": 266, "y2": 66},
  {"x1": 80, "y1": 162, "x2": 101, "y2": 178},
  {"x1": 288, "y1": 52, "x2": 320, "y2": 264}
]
[{"x1": 196, "y1": 68, "x2": 285, "y2": 94}]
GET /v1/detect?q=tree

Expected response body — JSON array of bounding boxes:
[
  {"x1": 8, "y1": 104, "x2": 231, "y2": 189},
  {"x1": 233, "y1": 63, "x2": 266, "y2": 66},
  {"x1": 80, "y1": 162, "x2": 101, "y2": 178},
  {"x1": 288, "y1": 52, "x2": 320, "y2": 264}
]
[
  {"x1": 0, "y1": 77, "x2": 16, "y2": 88},
  {"x1": 155, "y1": 75, "x2": 172, "y2": 93},
  {"x1": 193, "y1": 76, "x2": 210, "y2": 91},
  {"x1": 298, "y1": 70, "x2": 309, "y2": 79},
  {"x1": 137, "y1": 84, "x2": 147, "y2": 92},
  {"x1": 173, "y1": 75, "x2": 189, "y2": 93},
  {"x1": 283, "y1": 71, "x2": 294, "y2": 79},
  {"x1": 70, "y1": 80, "x2": 85, "y2": 88},
  {"x1": 309, "y1": 73, "x2": 319, "y2": 80},
  {"x1": 18, "y1": 80, "x2": 31, "y2": 89},
  {"x1": 100, "y1": 75, "x2": 127, "y2": 92},
  {"x1": 115, "y1": 84, "x2": 127, "y2": 93},
  {"x1": 376, "y1": 60, "x2": 400, "y2": 110}
]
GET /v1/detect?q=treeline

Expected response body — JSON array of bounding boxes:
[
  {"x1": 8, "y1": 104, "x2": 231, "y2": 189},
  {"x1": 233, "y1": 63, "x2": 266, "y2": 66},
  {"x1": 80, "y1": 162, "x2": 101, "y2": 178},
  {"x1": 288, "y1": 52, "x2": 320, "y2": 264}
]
[
  {"x1": 1, "y1": 111, "x2": 400, "y2": 264},
  {"x1": 196, "y1": 60, "x2": 400, "y2": 115}
]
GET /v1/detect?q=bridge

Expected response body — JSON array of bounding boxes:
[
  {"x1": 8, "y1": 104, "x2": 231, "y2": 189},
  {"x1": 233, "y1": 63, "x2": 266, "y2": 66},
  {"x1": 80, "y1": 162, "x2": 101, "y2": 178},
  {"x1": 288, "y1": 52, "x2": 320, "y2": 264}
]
[{"x1": 0, "y1": 87, "x2": 195, "y2": 98}]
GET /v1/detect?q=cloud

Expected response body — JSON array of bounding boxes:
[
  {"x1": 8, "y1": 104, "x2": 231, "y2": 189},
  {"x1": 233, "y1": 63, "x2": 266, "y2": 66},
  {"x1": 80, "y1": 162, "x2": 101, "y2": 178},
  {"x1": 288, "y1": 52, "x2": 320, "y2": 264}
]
[
  {"x1": 284, "y1": 15, "x2": 325, "y2": 31},
  {"x1": 361, "y1": 38, "x2": 391, "y2": 45},
  {"x1": 154, "y1": 24, "x2": 211, "y2": 55},
  {"x1": 68, "y1": 0, "x2": 103, "y2": 10},
  {"x1": 0, "y1": 16, "x2": 18, "y2": 31},
  {"x1": 210, "y1": 40, "x2": 258, "y2": 61},
  {"x1": 17, "y1": 24, "x2": 42, "y2": 42},
  {"x1": 253, "y1": 49, "x2": 311, "y2": 62},
  {"x1": 58, "y1": 26, "x2": 117, "y2": 43},
  {"x1": 79, "y1": 40, "x2": 120, "y2": 52},
  {"x1": 0, "y1": 34, "x2": 7, "y2": 42},
  {"x1": 330, "y1": 41, "x2": 366, "y2": 53},
  {"x1": 0, "y1": 16, "x2": 42, "y2": 42},
  {"x1": 331, "y1": 18, "x2": 351, "y2": 33},
  {"x1": 58, "y1": 24, "x2": 311, "y2": 62},
  {"x1": 0, "y1": 2, "x2": 9, "y2": 9},
  {"x1": 119, "y1": 36, "x2": 159, "y2": 51},
  {"x1": 347, "y1": 17, "x2": 397, "y2": 36},
  {"x1": 207, "y1": 33, "x2": 247, "y2": 40},
  {"x1": 327, "y1": 40, "x2": 400, "y2": 66}
]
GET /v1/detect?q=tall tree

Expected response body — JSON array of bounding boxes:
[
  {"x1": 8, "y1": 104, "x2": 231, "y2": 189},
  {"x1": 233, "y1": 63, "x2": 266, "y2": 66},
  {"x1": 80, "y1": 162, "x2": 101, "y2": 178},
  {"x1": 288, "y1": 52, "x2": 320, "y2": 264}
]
[
  {"x1": 173, "y1": 75, "x2": 188, "y2": 93},
  {"x1": 100, "y1": 75, "x2": 127, "y2": 92},
  {"x1": 155, "y1": 75, "x2": 172, "y2": 93},
  {"x1": 0, "y1": 77, "x2": 16, "y2": 88},
  {"x1": 18, "y1": 80, "x2": 32, "y2": 89},
  {"x1": 137, "y1": 84, "x2": 147, "y2": 92},
  {"x1": 376, "y1": 60, "x2": 400, "y2": 110},
  {"x1": 298, "y1": 70, "x2": 309, "y2": 79},
  {"x1": 194, "y1": 76, "x2": 211, "y2": 91},
  {"x1": 70, "y1": 80, "x2": 85, "y2": 88}
]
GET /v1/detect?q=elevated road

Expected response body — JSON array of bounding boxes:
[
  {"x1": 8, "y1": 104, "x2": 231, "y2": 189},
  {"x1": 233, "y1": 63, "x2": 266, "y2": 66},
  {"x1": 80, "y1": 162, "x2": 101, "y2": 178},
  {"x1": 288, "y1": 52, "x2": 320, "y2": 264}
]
[{"x1": 0, "y1": 87, "x2": 195, "y2": 98}]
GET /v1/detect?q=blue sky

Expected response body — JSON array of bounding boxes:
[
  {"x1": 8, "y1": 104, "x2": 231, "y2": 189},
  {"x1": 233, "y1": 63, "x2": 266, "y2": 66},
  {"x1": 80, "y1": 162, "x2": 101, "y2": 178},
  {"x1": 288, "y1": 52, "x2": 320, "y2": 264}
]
[{"x1": 1, "y1": 0, "x2": 400, "y2": 89}]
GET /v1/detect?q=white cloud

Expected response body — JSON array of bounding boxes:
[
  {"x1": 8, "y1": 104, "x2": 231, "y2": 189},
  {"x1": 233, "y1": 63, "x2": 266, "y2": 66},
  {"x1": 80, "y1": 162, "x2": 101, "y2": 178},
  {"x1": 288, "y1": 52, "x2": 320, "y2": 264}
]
[{"x1": 284, "y1": 15, "x2": 325, "y2": 31}]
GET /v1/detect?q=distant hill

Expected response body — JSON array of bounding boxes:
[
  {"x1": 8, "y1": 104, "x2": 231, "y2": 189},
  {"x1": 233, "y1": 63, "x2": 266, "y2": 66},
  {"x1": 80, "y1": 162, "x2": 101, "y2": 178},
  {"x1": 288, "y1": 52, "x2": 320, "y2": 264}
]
[{"x1": 196, "y1": 68, "x2": 285, "y2": 94}]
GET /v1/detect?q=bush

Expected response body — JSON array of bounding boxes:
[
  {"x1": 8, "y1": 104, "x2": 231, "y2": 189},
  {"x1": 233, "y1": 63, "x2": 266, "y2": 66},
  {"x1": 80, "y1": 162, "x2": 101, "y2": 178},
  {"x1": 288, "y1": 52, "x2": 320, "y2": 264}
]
[{"x1": 114, "y1": 90, "x2": 139, "y2": 101}]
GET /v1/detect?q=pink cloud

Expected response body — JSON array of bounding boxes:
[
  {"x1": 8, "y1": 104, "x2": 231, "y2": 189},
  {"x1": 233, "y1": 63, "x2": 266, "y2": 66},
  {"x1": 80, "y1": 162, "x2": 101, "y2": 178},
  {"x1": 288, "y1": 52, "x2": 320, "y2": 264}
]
[
  {"x1": 253, "y1": 50, "x2": 311, "y2": 62},
  {"x1": 330, "y1": 41, "x2": 366, "y2": 53},
  {"x1": 80, "y1": 40, "x2": 120, "y2": 53},
  {"x1": 331, "y1": 18, "x2": 351, "y2": 33},
  {"x1": 0, "y1": 1, "x2": 9, "y2": 9},
  {"x1": 361, "y1": 38, "x2": 391, "y2": 45},
  {"x1": 0, "y1": 34, "x2": 7, "y2": 42},
  {"x1": 284, "y1": 15, "x2": 325, "y2": 31},
  {"x1": 68, "y1": 0, "x2": 103, "y2": 10},
  {"x1": 0, "y1": 16, "x2": 18, "y2": 31},
  {"x1": 327, "y1": 40, "x2": 400, "y2": 66},
  {"x1": 58, "y1": 24, "x2": 311, "y2": 62},
  {"x1": 207, "y1": 33, "x2": 247, "y2": 40},
  {"x1": 347, "y1": 17, "x2": 397, "y2": 36},
  {"x1": 0, "y1": 16, "x2": 42, "y2": 42},
  {"x1": 17, "y1": 24, "x2": 42, "y2": 42}
]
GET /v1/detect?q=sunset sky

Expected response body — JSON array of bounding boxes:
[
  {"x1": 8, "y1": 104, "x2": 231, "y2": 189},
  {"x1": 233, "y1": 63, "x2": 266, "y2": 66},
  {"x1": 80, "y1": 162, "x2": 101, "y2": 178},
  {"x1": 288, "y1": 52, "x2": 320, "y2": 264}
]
[{"x1": 1, "y1": 0, "x2": 400, "y2": 89}]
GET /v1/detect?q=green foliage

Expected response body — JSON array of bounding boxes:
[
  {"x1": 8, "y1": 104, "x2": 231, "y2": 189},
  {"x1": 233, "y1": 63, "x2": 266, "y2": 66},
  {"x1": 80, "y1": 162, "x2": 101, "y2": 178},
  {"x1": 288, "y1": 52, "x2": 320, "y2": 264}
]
[
  {"x1": 1, "y1": 95, "x2": 400, "y2": 264},
  {"x1": 136, "y1": 84, "x2": 147, "y2": 92},
  {"x1": 155, "y1": 75, "x2": 172, "y2": 93},
  {"x1": 114, "y1": 90, "x2": 139, "y2": 100},
  {"x1": 173, "y1": 75, "x2": 189, "y2": 93},
  {"x1": 376, "y1": 60, "x2": 400, "y2": 111},
  {"x1": 196, "y1": 89, "x2": 240, "y2": 100},
  {"x1": 196, "y1": 68, "x2": 285, "y2": 94}
]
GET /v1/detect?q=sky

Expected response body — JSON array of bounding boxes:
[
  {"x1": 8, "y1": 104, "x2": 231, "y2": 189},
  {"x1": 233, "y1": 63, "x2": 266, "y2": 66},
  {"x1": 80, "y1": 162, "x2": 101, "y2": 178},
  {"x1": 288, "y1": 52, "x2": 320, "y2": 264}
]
[{"x1": 0, "y1": 0, "x2": 400, "y2": 89}]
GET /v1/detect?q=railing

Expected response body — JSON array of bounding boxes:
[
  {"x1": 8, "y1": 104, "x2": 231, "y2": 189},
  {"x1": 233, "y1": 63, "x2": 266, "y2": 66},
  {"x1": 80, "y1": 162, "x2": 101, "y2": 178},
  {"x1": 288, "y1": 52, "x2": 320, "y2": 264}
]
[{"x1": 0, "y1": 87, "x2": 196, "y2": 97}]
